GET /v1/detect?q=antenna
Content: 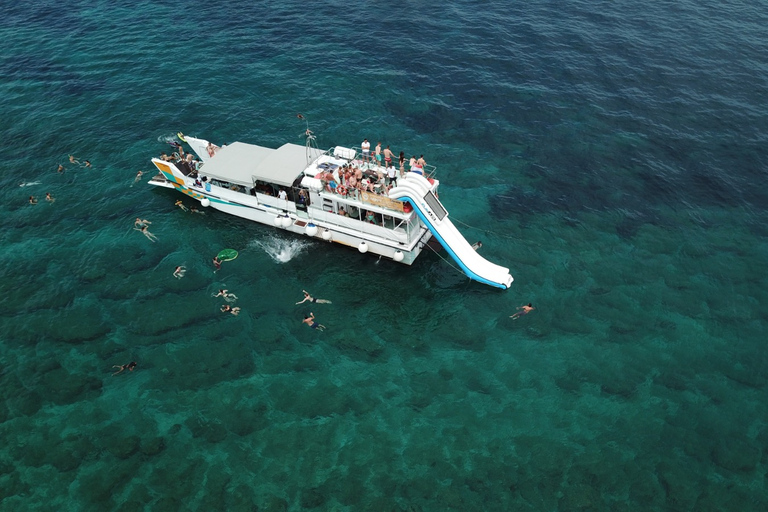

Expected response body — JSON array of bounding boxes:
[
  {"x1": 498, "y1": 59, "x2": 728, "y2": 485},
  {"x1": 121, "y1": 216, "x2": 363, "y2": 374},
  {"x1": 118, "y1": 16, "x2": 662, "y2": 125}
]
[{"x1": 297, "y1": 113, "x2": 317, "y2": 163}]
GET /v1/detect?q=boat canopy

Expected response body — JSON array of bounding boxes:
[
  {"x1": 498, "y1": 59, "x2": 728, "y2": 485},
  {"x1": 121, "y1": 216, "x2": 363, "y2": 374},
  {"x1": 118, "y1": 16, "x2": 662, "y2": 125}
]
[{"x1": 200, "y1": 142, "x2": 322, "y2": 187}]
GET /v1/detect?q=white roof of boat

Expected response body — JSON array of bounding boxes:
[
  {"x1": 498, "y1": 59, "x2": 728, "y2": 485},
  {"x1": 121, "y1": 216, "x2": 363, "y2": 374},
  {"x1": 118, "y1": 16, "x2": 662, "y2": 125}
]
[{"x1": 200, "y1": 141, "x2": 322, "y2": 187}]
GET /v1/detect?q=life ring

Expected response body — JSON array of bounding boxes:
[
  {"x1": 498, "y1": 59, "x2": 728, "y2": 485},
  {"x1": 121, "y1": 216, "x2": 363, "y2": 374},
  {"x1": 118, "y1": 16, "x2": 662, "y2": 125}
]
[{"x1": 336, "y1": 185, "x2": 347, "y2": 196}]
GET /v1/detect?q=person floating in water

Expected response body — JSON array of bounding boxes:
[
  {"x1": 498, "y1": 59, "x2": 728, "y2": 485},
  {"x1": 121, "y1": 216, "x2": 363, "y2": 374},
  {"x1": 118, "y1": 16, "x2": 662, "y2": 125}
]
[
  {"x1": 83, "y1": 160, "x2": 91, "y2": 168},
  {"x1": 214, "y1": 289, "x2": 238, "y2": 302},
  {"x1": 134, "y1": 217, "x2": 151, "y2": 228},
  {"x1": 112, "y1": 361, "x2": 137, "y2": 376},
  {"x1": 131, "y1": 170, "x2": 143, "y2": 187},
  {"x1": 212, "y1": 256, "x2": 222, "y2": 271},
  {"x1": 175, "y1": 200, "x2": 188, "y2": 212},
  {"x1": 302, "y1": 312, "x2": 326, "y2": 331},
  {"x1": 510, "y1": 303, "x2": 535, "y2": 320},
  {"x1": 45, "y1": 192, "x2": 55, "y2": 203},
  {"x1": 57, "y1": 164, "x2": 65, "y2": 173},
  {"x1": 173, "y1": 266, "x2": 186, "y2": 279},
  {"x1": 135, "y1": 224, "x2": 158, "y2": 242},
  {"x1": 29, "y1": 196, "x2": 38, "y2": 205},
  {"x1": 189, "y1": 206, "x2": 206, "y2": 215},
  {"x1": 69, "y1": 155, "x2": 80, "y2": 165},
  {"x1": 471, "y1": 241, "x2": 482, "y2": 251},
  {"x1": 296, "y1": 290, "x2": 332, "y2": 305},
  {"x1": 221, "y1": 305, "x2": 240, "y2": 316}
]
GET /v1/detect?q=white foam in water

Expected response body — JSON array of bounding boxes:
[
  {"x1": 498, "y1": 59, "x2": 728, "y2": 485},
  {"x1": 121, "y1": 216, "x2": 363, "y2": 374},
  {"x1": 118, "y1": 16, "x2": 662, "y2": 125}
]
[{"x1": 250, "y1": 234, "x2": 311, "y2": 263}]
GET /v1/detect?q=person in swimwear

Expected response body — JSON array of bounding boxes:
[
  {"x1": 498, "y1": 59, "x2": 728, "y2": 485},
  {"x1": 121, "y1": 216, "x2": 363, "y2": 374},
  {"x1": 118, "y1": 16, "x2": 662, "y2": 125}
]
[
  {"x1": 134, "y1": 217, "x2": 150, "y2": 228},
  {"x1": 296, "y1": 290, "x2": 331, "y2": 305},
  {"x1": 214, "y1": 289, "x2": 238, "y2": 302},
  {"x1": 57, "y1": 164, "x2": 65, "y2": 173},
  {"x1": 69, "y1": 155, "x2": 80, "y2": 165},
  {"x1": 221, "y1": 305, "x2": 240, "y2": 316},
  {"x1": 173, "y1": 266, "x2": 186, "y2": 278},
  {"x1": 212, "y1": 256, "x2": 222, "y2": 271},
  {"x1": 175, "y1": 200, "x2": 188, "y2": 212},
  {"x1": 133, "y1": 170, "x2": 143, "y2": 185},
  {"x1": 29, "y1": 196, "x2": 38, "y2": 205},
  {"x1": 302, "y1": 312, "x2": 325, "y2": 331},
  {"x1": 83, "y1": 160, "x2": 91, "y2": 168},
  {"x1": 510, "y1": 303, "x2": 535, "y2": 319},
  {"x1": 134, "y1": 224, "x2": 158, "y2": 242},
  {"x1": 45, "y1": 192, "x2": 55, "y2": 203},
  {"x1": 112, "y1": 361, "x2": 137, "y2": 376},
  {"x1": 471, "y1": 241, "x2": 482, "y2": 251}
]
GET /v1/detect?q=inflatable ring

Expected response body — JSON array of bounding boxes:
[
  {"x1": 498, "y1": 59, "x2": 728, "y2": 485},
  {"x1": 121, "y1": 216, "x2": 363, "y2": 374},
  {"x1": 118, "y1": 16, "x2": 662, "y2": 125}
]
[{"x1": 336, "y1": 185, "x2": 348, "y2": 196}]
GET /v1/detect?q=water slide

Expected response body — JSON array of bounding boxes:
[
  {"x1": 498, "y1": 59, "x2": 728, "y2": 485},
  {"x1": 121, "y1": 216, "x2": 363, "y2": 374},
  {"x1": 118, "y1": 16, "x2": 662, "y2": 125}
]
[{"x1": 389, "y1": 174, "x2": 514, "y2": 289}]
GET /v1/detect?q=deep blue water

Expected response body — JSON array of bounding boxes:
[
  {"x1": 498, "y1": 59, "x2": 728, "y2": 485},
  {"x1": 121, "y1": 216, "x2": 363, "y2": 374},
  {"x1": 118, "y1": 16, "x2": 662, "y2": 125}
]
[{"x1": 1, "y1": 1, "x2": 767, "y2": 510}]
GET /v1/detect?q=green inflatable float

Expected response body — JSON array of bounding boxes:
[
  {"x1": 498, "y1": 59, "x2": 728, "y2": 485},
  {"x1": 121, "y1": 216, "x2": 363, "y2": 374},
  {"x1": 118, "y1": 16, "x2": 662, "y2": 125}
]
[{"x1": 217, "y1": 249, "x2": 238, "y2": 262}]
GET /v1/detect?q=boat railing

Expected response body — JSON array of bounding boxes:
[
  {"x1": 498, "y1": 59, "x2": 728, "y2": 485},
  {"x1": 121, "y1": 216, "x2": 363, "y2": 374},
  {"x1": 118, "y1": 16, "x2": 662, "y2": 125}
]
[{"x1": 320, "y1": 146, "x2": 437, "y2": 179}]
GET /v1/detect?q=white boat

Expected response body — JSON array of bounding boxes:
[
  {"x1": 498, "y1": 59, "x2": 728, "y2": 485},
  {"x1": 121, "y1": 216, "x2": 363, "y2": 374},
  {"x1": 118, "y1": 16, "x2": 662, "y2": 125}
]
[{"x1": 148, "y1": 132, "x2": 513, "y2": 289}]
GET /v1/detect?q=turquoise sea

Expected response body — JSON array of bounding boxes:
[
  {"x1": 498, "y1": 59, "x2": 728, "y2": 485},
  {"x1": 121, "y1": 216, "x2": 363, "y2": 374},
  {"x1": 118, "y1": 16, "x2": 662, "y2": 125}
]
[{"x1": 2, "y1": 0, "x2": 767, "y2": 510}]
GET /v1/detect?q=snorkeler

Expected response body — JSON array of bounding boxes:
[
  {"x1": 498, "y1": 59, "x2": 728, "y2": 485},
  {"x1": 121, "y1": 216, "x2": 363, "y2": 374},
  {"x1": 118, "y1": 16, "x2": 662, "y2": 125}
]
[
  {"x1": 510, "y1": 303, "x2": 535, "y2": 320},
  {"x1": 214, "y1": 289, "x2": 238, "y2": 302},
  {"x1": 134, "y1": 224, "x2": 158, "y2": 242},
  {"x1": 221, "y1": 305, "x2": 241, "y2": 316},
  {"x1": 296, "y1": 290, "x2": 332, "y2": 305},
  {"x1": 173, "y1": 266, "x2": 186, "y2": 279},
  {"x1": 112, "y1": 361, "x2": 137, "y2": 376},
  {"x1": 302, "y1": 312, "x2": 325, "y2": 331}
]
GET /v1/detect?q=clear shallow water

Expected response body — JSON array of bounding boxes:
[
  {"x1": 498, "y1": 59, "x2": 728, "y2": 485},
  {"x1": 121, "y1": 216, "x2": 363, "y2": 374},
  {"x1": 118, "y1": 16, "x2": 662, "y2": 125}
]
[{"x1": 1, "y1": 0, "x2": 767, "y2": 510}]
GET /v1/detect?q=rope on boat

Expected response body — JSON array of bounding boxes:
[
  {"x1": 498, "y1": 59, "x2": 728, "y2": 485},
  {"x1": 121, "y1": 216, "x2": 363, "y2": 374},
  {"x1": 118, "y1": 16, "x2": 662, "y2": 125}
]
[
  {"x1": 423, "y1": 238, "x2": 465, "y2": 278},
  {"x1": 450, "y1": 216, "x2": 524, "y2": 242}
]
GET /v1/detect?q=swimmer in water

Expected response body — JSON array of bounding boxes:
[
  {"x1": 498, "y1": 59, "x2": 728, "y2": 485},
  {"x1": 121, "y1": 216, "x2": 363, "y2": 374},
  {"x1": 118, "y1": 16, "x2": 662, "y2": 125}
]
[
  {"x1": 214, "y1": 289, "x2": 238, "y2": 302},
  {"x1": 190, "y1": 207, "x2": 206, "y2": 215},
  {"x1": 302, "y1": 312, "x2": 325, "y2": 331},
  {"x1": 133, "y1": 170, "x2": 143, "y2": 184},
  {"x1": 471, "y1": 241, "x2": 482, "y2": 251},
  {"x1": 29, "y1": 196, "x2": 38, "y2": 205},
  {"x1": 221, "y1": 305, "x2": 241, "y2": 316},
  {"x1": 295, "y1": 290, "x2": 332, "y2": 305},
  {"x1": 57, "y1": 164, "x2": 65, "y2": 173},
  {"x1": 510, "y1": 303, "x2": 535, "y2": 320},
  {"x1": 173, "y1": 266, "x2": 186, "y2": 279},
  {"x1": 134, "y1": 218, "x2": 150, "y2": 228},
  {"x1": 83, "y1": 160, "x2": 91, "y2": 168},
  {"x1": 69, "y1": 155, "x2": 80, "y2": 165},
  {"x1": 45, "y1": 192, "x2": 55, "y2": 203},
  {"x1": 174, "y1": 200, "x2": 188, "y2": 212},
  {"x1": 212, "y1": 256, "x2": 222, "y2": 271},
  {"x1": 112, "y1": 361, "x2": 137, "y2": 376},
  {"x1": 134, "y1": 224, "x2": 158, "y2": 242}
]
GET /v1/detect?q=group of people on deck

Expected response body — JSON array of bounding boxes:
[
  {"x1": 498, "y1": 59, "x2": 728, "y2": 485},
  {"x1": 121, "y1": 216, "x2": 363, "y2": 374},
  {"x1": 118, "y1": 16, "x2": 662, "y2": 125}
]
[{"x1": 319, "y1": 141, "x2": 428, "y2": 200}]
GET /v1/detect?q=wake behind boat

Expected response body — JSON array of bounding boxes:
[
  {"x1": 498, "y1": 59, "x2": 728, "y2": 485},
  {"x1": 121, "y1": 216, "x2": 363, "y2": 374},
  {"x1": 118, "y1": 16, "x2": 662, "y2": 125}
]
[{"x1": 148, "y1": 130, "x2": 513, "y2": 289}]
